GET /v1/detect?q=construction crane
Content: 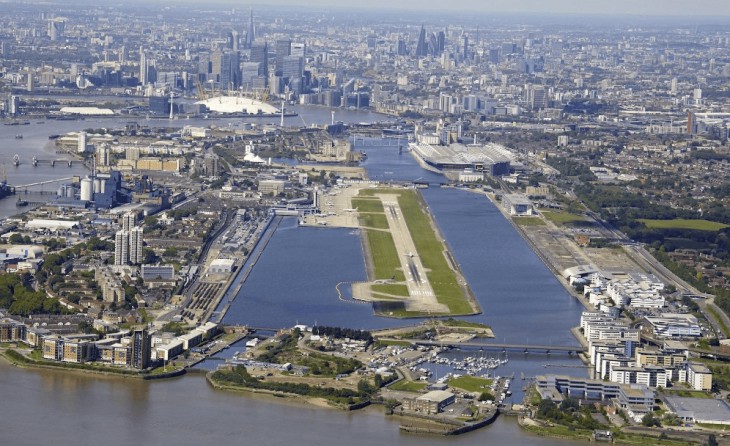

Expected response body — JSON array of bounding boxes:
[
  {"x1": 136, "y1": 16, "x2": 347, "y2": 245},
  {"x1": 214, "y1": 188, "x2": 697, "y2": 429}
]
[
  {"x1": 195, "y1": 79, "x2": 208, "y2": 100},
  {"x1": 254, "y1": 87, "x2": 269, "y2": 103}
]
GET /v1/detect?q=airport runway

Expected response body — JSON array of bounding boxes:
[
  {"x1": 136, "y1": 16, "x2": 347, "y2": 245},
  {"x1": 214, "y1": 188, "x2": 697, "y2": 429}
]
[{"x1": 379, "y1": 194, "x2": 447, "y2": 313}]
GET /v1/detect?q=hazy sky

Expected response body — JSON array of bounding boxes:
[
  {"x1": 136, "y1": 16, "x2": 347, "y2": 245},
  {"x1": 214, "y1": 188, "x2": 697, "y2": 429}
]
[{"x1": 224, "y1": 0, "x2": 730, "y2": 16}]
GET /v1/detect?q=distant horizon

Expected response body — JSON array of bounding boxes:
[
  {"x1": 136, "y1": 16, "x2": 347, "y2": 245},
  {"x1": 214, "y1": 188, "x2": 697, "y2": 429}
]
[
  {"x1": 22, "y1": 0, "x2": 730, "y2": 17},
  {"x1": 135, "y1": 0, "x2": 730, "y2": 18}
]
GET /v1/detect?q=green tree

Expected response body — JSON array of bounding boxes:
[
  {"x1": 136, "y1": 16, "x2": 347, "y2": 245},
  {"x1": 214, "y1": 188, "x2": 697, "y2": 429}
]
[
  {"x1": 8, "y1": 233, "x2": 23, "y2": 244},
  {"x1": 642, "y1": 412, "x2": 661, "y2": 427}
]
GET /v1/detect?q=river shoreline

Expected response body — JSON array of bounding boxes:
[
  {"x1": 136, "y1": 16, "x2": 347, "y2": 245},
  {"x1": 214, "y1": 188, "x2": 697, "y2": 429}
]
[{"x1": 0, "y1": 348, "x2": 187, "y2": 380}]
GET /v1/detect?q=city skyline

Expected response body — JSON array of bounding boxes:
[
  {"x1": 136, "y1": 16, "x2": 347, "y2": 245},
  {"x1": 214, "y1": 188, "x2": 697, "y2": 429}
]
[
  {"x1": 2, "y1": 1, "x2": 730, "y2": 444},
  {"x1": 140, "y1": 0, "x2": 730, "y2": 17}
]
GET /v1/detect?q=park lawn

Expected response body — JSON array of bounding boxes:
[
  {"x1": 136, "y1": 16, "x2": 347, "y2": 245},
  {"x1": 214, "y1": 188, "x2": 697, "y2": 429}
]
[
  {"x1": 359, "y1": 213, "x2": 389, "y2": 230},
  {"x1": 697, "y1": 423, "x2": 730, "y2": 431},
  {"x1": 388, "y1": 380, "x2": 428, "y2": 392},
  {"x1": 541, "y1": 211, "x2": 586, "y2": 225},
  {"x1": 364, "y1": 229, "x2": 405, "y2": 282},
  {"x1": 447, "y1": 375, "x2": 493, "y2": 393},
  {"x1": 513, "y1": 217, "x2": 546, "y2": 226},
  {"x1": 371, "y1": 283, "x2": 410, "y2": 297},
  {"x1": 521, "y1": 424, "x2": 593, "y2": 442},
  {"x1": 148, "y1": 364, "x2": 185, "y2": 376},
  {"x1": 441, "y1": 318, "x2": 491, "y2": 330},
  {"x1": 373, "y1": 339, "x2": 412, "y2": 348},
  {"x1": 639, "y1": 218, "x2": 729, "y2": 231},
  {"x1": 351, "y1": 198, "x2": 385, "y2": 213},
  {"x1": 661, "y1": 389, "x2": 712, "y2": 398},
  {"x1": 397, "y1": 191, "x2": 473, "y2": 315}
]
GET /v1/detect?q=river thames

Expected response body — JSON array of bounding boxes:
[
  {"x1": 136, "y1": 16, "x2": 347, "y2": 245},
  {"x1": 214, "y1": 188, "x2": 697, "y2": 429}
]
[{"x1": 0, "y1": 112, "x2": 588, "y2": 445}]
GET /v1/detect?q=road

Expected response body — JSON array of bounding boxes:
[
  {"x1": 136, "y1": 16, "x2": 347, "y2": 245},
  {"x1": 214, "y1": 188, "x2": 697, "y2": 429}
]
[{"x1": 582, "y1": 210, "x2": 728, "y2": 337}]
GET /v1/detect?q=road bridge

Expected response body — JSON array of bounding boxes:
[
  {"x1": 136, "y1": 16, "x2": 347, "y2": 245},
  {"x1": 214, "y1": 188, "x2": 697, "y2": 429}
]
[
  {"x1": 14, "y1": 177, "x2": 73, "y2": 189},
  {"x1": 351, "y1": 135, "x2": 408, "y2": 147}
]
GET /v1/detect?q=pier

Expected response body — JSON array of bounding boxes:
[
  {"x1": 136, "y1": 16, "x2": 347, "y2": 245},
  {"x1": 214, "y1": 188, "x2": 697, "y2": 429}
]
[{"x1": 408, "y1": 339, "x2": 587, "y2": 354}]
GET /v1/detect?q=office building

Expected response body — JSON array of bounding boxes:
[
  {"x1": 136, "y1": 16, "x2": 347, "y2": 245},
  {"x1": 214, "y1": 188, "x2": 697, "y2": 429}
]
[
  {"x1": 415, "y1": 26, "x2": 427, "y2": 57},
  {"x1": 228, "y1": 30, "x2": 239, "y2": 51},
  {"x1": 275, "y1": 39, "x2": 292, "y2": 74},
  {"x1": 250, "y1": 41, "x2": 268, "y2": 82},
  {"x1": 525, "y1": 85, "x2": 547, "y2": 111},
  {"x1": 48, "y1": 19, "x2": 65, "y2": 41},
  {"x1": 281, "y1": 55, "x2": 304, "y2": 94},
  {"x1": 211, "y1": 50, "x2": 241, "y2": 91}
]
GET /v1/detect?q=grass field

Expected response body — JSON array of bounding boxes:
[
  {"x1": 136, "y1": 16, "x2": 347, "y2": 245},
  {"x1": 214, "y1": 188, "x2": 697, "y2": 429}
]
[
  {"x1": 388, "y1": 380, "x2": 428, "y2": 392},
  {"x1": 447, "y1": 375, "x2": 493, "y2": 393},
  {"x1": 371, "y1": 283, "x2": 410, "y2": 297},
  {"x1": 441, "y1": 318, "x2": 491, "y2": 330},
  {"x1": 397, "y1": 190, "x2": 474, "y2": 315},
  {"x1": 364, "y1": 229, "x2": 405, "y2": 281},
  {"x1": 660, "y1": 389, "x2": 711, "y2": 398},
  {"x1": 370, "y1": 292, "x2": 402, "y2": 301},
  {"x1": 639, "y1": 218, "x2": 729, "y2": 231},
  {"x1": 697, "y1": 423, "x2": 730, "y2": 431},
  {"x1": 359, "y1": 213, "x2": 389, "y2": 230},
  {"x1": 513, "y1": 217, "x2": 546, "y2": 226},
  {"x1": 351, "y1": 198, "x2": 385, "y2": 213},
  {"x1": 541, "y1": 211, "x2": 586, "y2": 225}
]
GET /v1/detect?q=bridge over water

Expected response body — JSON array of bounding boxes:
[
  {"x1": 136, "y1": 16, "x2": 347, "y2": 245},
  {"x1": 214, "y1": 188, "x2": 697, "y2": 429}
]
[
  {"x1": 11, "y1": 154, "x2": 75, "y2": 168},
  {"x1": 14, "y1": 177, "x2": 74, "y2": 190}
]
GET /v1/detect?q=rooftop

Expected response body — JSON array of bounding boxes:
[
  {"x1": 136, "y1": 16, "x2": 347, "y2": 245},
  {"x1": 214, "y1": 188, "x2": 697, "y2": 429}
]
[{"x1": 196, "y1": 96, "x2": 279, "y2": 115}]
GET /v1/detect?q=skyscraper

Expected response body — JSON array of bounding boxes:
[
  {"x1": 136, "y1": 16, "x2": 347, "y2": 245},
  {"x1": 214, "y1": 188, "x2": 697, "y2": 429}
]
[
  {"x1": 139, "y1": 47, "x2": 148, "y2": 85},
  {"x1": 139, "y1": 48, "x2": 156, "y2": 86},
  {"x1": 525, "y1": 85, "x2": 547, "y2": 111},
  {"x1": 114, "y1": 230, "x2": 129, "y2": 265},
  {"x1": 48, "y1": 19, "x2": 65, "y2": 41},
  {"x1": 244, "y1": 9, "x2": 255, "y2": 49},
  {"x1": 228, "y1": 30, "x2": 239, "y2": 51},
  {"x1": 250, "y1": 41, "x2": 268, "y2": 82},
  {"x1": 290, "y1": 42, "x2": 305, "y2": 58},
  {"x1": 281, "y1": 55, "x2": 304, "y2": 94},
  {"x1": 131, "y1": 329, "x2": 151, "y2": 369},
  {"x1": 115, "y1": 213, "x2": 144, "y2": 265},
  {"x1": 415, "y1": 26, "x2": 427, "y2": 57},
  {"x1": 275, "y1": 39, "x2": 292, "y2": 75},
  {"x1": 96, "y1": 144, "x2": 111, "y2": 167},
  {"x1": 122, "y1": 212, "x2": 135, "y2": 232},
  {"x1": 212, "y1": 50, "x2": 241, "y2": 91},
  {"x1": 130, "y1": 227, "x2": 144, "y2": 265}
]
